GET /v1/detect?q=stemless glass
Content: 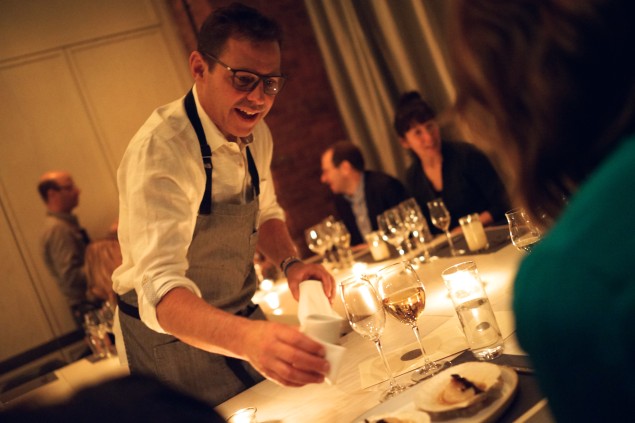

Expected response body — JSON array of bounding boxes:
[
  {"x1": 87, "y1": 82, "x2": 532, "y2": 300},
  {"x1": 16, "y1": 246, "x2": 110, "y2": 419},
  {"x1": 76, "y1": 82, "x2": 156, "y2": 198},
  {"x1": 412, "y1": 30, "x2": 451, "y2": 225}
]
[
  {"x1": 426, "y1": 198, "x2": 463, "y2": 256},
  {"x1": 398, "y1": 198, "x2": 437, "y2": 263},
  {"x1": 377, "y1": 207, "x2": 411, "y2": 259},
  {"x1": 374, "y1": 261, "x2": 447, "y2": 382},
  {"x1": 340, "y1": 276, "x2": 408, "y2": 402},
  {"x1": 505, "y1": 208, "x2": 542, "y2": 252}
]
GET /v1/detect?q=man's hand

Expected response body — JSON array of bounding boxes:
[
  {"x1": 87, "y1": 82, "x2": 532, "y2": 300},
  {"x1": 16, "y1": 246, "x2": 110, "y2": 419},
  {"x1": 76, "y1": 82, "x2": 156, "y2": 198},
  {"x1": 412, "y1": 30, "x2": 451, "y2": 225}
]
[
  {"x1": 285, "y1": 261, "x2": 335, "y2": 302},
  {"x1": 243, "y1": 320, "x2": 329, "y2": 387}
]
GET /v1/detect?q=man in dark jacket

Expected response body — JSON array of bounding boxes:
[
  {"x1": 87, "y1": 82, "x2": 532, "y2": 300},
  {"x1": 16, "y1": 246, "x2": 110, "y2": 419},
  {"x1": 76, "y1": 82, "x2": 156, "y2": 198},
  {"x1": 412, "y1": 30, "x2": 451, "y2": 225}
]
[{"x1": 320, "y1": 141, "x2": 409, "y2": 245}]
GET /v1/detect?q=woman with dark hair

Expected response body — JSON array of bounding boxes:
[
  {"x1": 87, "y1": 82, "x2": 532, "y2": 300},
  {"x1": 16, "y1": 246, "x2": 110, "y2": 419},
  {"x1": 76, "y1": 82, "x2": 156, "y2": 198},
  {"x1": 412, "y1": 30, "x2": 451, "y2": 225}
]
[
  {"x1": 449, "y1": 0, "x2": 635, "y2": 421},
  {"x1": 393, "y1": 91, "x2": 509, "y2": 232}
]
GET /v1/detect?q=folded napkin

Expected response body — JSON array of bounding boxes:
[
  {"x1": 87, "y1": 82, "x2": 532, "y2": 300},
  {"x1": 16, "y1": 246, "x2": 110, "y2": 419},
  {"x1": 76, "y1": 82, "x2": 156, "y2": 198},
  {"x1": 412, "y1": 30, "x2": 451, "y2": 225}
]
[
  {"x1": 297, "y1": 280, "x2": 344, "y2": 326},
  {"x1": 297, "y1": 280, "x2": 346, "y2": 384},
  {"x1": 359, "y1": 311, "x2": 516, "y2": 389}
]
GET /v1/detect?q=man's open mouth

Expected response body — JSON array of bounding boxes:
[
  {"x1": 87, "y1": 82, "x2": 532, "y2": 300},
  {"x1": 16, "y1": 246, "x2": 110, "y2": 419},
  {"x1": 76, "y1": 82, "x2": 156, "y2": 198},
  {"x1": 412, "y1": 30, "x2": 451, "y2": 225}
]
[{"x1": 235, "y1": 107, "x2": 259, "y2": 121}]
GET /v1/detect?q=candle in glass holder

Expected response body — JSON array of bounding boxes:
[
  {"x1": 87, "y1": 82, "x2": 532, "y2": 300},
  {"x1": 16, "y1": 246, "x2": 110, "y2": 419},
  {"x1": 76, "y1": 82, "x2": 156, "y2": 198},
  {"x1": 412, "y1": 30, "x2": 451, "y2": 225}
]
[
  {"x1": 458, "y1": 213, "x2": 489, "y2": 252},
  {"x1": 442, "y1": 261, "x2": 504, "y2": 360},
  {"x1": 226, "y1": 407, "x2": 257, "y2": 423},
  {"x1": 364, "y1": 230, "x2": 390, "y2": 261}
]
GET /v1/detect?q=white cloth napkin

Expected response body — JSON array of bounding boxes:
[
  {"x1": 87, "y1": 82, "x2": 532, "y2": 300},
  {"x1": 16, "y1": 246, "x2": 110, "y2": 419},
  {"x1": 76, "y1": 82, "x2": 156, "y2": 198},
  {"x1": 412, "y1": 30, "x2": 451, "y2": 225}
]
[
  {"x1": 297, "y1": 280, "x2": 343, "y2": 326},
  {"x1": 297, "y1": 280, "x2": 346, "y2": 384}
]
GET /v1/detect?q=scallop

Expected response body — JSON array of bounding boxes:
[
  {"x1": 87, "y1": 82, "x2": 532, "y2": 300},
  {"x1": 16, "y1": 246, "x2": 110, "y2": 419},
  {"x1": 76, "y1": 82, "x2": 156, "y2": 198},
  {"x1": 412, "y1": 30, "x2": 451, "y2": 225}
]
[
  {"x1": 364, "y1": 409, "x2": 431, "y2": 423},
  {"x1": 414, "y1": 362, "x2": 503, "y2": 414}
]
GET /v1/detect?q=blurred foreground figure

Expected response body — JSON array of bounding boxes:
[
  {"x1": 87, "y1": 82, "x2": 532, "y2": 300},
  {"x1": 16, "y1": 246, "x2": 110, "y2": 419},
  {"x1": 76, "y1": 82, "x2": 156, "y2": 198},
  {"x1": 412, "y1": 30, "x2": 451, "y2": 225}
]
[
  {"x1": 450, "y1": 0, "x2": 635, "y2": 421},
  {"x1": 0, "y1": 374, "x2": 224, "y2": 423}
]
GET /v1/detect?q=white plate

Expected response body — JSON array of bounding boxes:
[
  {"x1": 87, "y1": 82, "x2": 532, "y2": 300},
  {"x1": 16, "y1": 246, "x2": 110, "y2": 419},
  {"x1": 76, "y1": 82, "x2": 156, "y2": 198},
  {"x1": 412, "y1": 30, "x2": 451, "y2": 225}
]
[{"x1": 353, "y1": 365, "x2": 518, "y2": 423}]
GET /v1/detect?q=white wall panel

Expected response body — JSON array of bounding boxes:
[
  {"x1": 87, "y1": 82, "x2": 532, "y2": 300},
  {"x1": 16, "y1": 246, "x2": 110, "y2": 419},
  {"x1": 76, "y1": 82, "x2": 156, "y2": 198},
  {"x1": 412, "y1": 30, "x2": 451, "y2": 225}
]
[
  {"x1": 0, "y1": 0, "x2": 191, "y2": 370},
  {"x1": 0, "y1": 199, "x2": 55, "y2": 360},
  {"x1": 70, "y1": 29, "x2": 191, "y2": 169},
  {"x1": 0, "y1": 0, "x2": 159, "y2": 60}
]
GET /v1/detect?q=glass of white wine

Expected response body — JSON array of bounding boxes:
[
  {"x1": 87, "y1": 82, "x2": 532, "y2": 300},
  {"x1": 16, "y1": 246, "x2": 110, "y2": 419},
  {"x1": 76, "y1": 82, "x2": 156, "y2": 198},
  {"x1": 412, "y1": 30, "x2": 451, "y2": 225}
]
[
  {"x1": 374, "y1": 261, "x2": 448, "y2": 382},
  {"x1": 426, "y1": 198, "x2": 463, "y2": 256},
  {"x1": 340, "y1": 276, "x2": 408, "y2": 402},
  {"x1": 505, "y1": 208, "x2": 542, "y2": 252}
]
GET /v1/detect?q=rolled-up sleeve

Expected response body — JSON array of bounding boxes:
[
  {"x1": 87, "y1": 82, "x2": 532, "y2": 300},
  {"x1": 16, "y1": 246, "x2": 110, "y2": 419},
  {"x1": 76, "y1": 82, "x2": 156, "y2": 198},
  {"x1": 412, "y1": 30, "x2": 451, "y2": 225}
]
[{"x1": 114, "y1": 122, "x2": 205, "y2": 333}]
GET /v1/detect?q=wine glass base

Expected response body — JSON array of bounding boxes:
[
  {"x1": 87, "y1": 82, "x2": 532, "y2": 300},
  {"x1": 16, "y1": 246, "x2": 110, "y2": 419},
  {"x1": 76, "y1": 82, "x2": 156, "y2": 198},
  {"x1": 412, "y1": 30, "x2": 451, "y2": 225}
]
[
  {"x1": 411, "y1": 360, "x2": 451, "y2": 383},
  {"x1": 379, "y1": 382, "x2": 410, "y2": 402},
  {"x1": 418, "y1": 254, "x2": 439, "y2": 264},
  {"x1": 450, "y1": 248, "x2": 466, "y2": 257}
]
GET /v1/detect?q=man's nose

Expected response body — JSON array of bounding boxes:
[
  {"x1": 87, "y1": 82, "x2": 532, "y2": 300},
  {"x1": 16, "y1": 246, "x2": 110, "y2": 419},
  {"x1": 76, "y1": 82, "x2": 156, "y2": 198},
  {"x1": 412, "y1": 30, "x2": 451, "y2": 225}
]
[{"x1": 246, "y1": 80, "x2": 266, "y2": 103}]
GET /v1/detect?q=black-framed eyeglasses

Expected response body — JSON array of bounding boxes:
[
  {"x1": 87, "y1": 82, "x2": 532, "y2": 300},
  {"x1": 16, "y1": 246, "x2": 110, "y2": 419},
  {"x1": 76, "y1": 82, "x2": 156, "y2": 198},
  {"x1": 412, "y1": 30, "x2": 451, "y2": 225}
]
[{"x1": 203, "y1": 53, "x2": 287, "y2": 96}]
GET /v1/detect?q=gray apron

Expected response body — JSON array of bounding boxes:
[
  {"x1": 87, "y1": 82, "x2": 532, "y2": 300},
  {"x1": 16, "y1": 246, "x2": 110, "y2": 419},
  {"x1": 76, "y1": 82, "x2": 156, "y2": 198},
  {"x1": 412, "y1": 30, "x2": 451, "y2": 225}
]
[{"x1": 118, "y1": 90, "x2": 265, "y2": 406}]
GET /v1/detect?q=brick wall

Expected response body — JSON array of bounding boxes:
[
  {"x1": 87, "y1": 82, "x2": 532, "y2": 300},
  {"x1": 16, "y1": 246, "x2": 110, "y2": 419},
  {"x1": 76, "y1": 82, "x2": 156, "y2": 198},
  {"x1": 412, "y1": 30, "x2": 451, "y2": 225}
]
[{"x1": 166, "y1": 0, "x2": 348, "y2": 257}]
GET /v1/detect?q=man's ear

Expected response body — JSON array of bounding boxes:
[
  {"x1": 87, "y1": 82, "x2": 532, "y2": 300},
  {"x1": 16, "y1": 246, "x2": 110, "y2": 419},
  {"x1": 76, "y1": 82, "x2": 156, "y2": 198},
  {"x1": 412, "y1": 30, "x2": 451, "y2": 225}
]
[
  {"x1": 189, "y1": 51, "x2": 207, "y2": 80},
  {"x1": 340, "y1": 160, "x2": 354, "y2": 173}
]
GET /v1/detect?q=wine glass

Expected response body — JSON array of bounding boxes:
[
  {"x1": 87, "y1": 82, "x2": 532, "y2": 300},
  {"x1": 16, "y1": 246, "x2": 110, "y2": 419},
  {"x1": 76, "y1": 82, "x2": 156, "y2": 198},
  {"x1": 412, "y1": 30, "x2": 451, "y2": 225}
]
[
  {"x1": 426, "y1": 198, "x2": 463, "y2": 256},
  {"x1": 330, "y1": 220, "x2": 354, "y2": 268},
  {"x1": 398, "y1": 198, "x2": 437, "y2": 263},
  {"x1": 305, "y1": 222, "x2": 330, "y2": 260},
  {"x1": 505, "y1": 208, "x2": 542, "y2": 252},
  {"x1": 320, "y1": 215, "x2": 339, "y2": 268},
  {"x1": 374, "y1": 261, "x2": 448, "y2": 382},
  {"x1": 377, "y1": 207, "x2": 411, "y2": 259},
  {"x1": 340, "y1": 276, "x2": 408, "y2": 402}
]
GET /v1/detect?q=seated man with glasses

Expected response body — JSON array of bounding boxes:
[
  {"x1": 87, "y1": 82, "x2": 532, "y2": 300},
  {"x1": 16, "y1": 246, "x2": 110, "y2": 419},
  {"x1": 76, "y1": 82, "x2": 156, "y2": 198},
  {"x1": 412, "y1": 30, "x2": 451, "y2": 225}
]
[
  {"x1": 38, "y1": 170, "x2": 99, "y2": 327},
  {"x1": 113, "y1": 3, "x2": 334, "y2": 406}
]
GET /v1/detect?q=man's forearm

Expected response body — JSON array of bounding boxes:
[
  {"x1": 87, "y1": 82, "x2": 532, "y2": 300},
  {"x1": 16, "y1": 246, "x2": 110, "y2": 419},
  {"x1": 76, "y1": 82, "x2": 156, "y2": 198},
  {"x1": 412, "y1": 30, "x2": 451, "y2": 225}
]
[
  {"x1": 156, "y1": 287, "x2": 250, "y2": 359},
  {"x1": 257, "y1": 218, "x2": 300, "y2": 268}
]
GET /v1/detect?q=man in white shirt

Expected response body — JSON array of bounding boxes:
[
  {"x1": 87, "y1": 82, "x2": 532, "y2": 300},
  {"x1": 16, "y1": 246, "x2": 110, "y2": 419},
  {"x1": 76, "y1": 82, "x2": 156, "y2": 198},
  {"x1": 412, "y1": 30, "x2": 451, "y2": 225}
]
[{"x1": 113, "y1": 3, "x2": 334, "y2": 406}]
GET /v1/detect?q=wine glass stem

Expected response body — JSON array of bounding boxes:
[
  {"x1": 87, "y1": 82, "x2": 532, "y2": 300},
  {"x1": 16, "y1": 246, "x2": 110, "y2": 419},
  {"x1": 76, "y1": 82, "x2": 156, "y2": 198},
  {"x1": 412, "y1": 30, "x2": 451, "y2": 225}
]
[
  {"x1": 416, "y1": 234, "x2": 431, "y2": 261},
  {"x1": 373, "y1": 339, "x2": 397, "y2": 388},
  {"x1": 411, "y1": 325, "x2": 431, "y2": 367},
  {"x1": 445, "y1": 230, "x2": 457, "y2": 256}
]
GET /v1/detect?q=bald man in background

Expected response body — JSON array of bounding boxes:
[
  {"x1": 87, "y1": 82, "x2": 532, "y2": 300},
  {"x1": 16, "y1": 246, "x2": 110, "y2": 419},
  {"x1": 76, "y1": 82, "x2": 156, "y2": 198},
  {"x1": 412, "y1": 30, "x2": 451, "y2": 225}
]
[{"x1": 38, "y1": 170, "x2": 99, "y2": 326}]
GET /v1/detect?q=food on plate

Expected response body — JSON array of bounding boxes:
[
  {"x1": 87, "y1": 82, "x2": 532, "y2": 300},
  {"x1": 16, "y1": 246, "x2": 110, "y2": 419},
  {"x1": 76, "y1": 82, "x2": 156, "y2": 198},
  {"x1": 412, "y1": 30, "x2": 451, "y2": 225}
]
[
  {"x1": 439, "y1": 373, "x2": 485, "y2": 405},
  {"x1": 415, "y1": 362, "x2": 503, "y2": 416},
  {"x1": 364, "y1": 409, "x2": 431, "y2": 423}
]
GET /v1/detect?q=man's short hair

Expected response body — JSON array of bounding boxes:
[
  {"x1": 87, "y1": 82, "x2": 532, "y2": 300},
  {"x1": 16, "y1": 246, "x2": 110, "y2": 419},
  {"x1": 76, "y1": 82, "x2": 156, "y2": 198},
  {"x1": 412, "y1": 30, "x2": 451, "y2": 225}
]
[
  {"x1": 37, "y1": 178, "x2": 60, "y2": 202},
  {"x1": 329, "y1": 141, "x2": 365, "y2": 171},
  {"x1": 197, "y1": 2, "x2": 283, "y2": 59}
]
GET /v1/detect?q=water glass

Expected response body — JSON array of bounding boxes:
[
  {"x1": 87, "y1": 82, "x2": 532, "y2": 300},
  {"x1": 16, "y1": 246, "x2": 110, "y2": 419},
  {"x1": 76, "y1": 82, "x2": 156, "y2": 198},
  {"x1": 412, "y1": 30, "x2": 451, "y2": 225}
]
[{"x1": 441, "y1": 261, "x2": 504, "y2": 360}]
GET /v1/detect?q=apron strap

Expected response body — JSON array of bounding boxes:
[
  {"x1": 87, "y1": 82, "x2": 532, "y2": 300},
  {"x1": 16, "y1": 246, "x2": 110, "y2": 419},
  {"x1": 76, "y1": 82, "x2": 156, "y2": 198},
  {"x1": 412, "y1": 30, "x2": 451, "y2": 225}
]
[
  {"x1": 246, "y1": 146, "x2": 260, "y2": 197},
  {"x1": 184, "y1": 89, "x2": 213, "y2": 215},
  {"x1": 184, "y1": 89, "x2": 260, "y2": 214}
]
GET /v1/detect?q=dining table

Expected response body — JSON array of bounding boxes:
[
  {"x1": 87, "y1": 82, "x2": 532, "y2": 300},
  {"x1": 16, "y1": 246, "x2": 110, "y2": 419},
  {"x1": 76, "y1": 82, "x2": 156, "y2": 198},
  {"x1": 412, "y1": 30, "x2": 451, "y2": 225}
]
[{"x1": 217, "y1": 226, "x2": 556, "y2": 423}]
